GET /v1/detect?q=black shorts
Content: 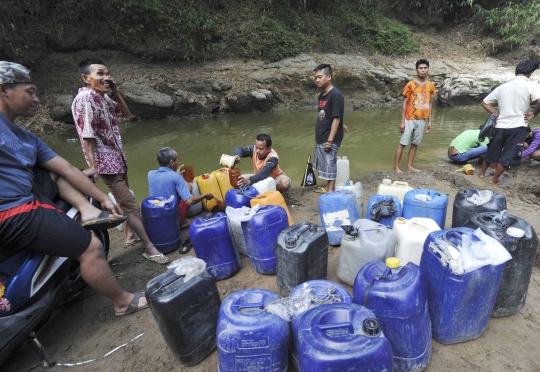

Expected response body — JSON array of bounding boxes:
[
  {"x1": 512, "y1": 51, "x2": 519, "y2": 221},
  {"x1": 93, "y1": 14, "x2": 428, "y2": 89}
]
[
  {"x1": 0, "y1": 168, "x2": 91, "y2": 259},
  {"x1": 484, "y1": 127, "x2": 528, "y2": 167}
]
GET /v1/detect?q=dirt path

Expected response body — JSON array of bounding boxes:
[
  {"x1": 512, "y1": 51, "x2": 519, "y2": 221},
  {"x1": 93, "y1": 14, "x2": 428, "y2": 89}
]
[{"x1": 4, "y1": 165, "x2": 540, "y2": 372}]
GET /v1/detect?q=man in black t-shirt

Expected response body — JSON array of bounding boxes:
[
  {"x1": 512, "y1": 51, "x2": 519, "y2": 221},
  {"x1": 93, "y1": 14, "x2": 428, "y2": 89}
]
[{"x1": 313, "y1": 64, "x2": 347, "y2": 193}]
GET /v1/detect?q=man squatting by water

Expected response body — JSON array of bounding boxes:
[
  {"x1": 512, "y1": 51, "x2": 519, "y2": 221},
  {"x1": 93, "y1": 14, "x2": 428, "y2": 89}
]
[
  {"x1": 313, "y1": 64, "x2": 347, "y2": 193},
  {"x1": 233, "y1": 133, "x2": 292, "y2": 193},
  {"x1": 71, "y1": 58, "x2": 169, "y2": 265},
  {"x1": 0, "y1": 61, "x2": 147, "y2": 316},
  {"x1": 394, "y1": 59, "x2": 436, "y2": 174},
  {"x1": 478, "y1": 60, "x2": 540, "y2": 185}
]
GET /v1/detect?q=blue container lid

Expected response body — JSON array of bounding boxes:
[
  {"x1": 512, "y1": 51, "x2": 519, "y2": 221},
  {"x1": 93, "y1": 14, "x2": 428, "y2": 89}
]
[{"x1": 404, "y1": 189, "x2": 448, "y2": 209}]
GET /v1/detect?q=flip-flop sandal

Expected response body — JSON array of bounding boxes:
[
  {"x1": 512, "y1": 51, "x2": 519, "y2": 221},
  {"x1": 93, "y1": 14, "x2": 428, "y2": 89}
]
[
  {"x1": 142, "y1": 252, "x2": 170, "y2": 265},
  {"x1": 81, "y1": 211, "x2": 127, "y2": 230},
  {"x1": 179, "y1": 236, "x2": 192, "y2": 254},
  {"x1": 115, "y1": 292, "x2": 149, "y2": 316},
  {"x1": 313, "y1": 187, "x2": 328, "y2": 194}
]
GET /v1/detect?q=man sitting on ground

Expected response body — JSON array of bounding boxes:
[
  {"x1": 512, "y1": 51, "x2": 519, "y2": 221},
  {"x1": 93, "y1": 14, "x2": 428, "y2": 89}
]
[
  {"x1": 448, "y1": 129, "x2": 489, "y2": 163},
  {"x1": 148, "y1": 147, "x2": 214, "y2": 227},
  {"x1": 0, "y1": 61, "x2": 146, "y2": 316},
  {"x1": 522, "y1": 127, "x2": 540, "y2": 163},
  {"x1": 233, "y1": 133, "x2": 291, "y2": 193}
]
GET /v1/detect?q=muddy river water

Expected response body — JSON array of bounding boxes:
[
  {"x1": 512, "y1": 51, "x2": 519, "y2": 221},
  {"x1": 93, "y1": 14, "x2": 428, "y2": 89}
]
[{"x1": 44, "y1": 105, "x2": 490, "y2": 199}]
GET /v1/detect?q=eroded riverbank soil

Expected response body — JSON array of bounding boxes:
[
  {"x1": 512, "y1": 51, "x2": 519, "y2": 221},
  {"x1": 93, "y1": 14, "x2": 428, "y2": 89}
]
[{"x1": 5, "y1": 165, "x2": 540, "y2": 372}]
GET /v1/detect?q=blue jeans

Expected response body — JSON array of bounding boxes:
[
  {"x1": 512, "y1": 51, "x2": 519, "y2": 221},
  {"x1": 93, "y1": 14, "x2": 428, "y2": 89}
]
[{"x1": 449, "y1": 146, "x2": 488, "y2": 163}]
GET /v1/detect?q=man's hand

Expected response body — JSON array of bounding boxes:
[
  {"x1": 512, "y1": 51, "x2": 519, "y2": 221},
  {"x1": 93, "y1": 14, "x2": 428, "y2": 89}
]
[
  {"x1": 525, "y1": 112, "x2": 536, "y2": 121},
  {"x1": 237, "y1": 176, "x2": 250, "y2": 186},
  {"x1": 100, "y1": 197, "x2": 120, "y2": 216},
  {"x1": 343, "y1": 125, "x2": 349, "y2": 133},
  {"x1": 426, "y1": 122, "x2": 432, "y2": 133},
  {"x1": 399, "y1": 121, "x2": 405, "y2": 133},
  {"x1": 106, "y1": 76, "x2": 118, "y2": 93},
  {"x1": 234, "y1": 155, "x2": 242, "y2": 164},
  {"x1": 204, "y1": 193, "x2": 214, "y2": 200},
  {"x1": 324, "y1": 141, "x2": 333, "y2": 152},
  {"x1": 176, "y1": 164, "x2": 185, "y2": 175},
  {"x1": 83, "y1": 167, "x2": 98, "y2": 183}
]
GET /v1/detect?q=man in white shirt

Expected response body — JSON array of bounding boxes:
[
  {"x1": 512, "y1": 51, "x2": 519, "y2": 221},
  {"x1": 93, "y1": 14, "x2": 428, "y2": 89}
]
[{"x1": 478, "y1": 60, "x2": 540, "y2": 185}]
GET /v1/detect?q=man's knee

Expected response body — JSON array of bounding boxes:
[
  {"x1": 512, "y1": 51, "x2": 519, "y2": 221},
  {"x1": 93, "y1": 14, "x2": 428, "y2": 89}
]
[
  {"x1": 78, "y1": 235, "x2": 105, "y2": 262},
  {"x1": 277, "y1": 178, "x2": 291, "y2": 192}
]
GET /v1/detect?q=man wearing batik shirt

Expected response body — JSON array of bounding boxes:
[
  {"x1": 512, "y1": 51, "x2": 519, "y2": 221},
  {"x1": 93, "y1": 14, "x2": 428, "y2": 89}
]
[{"x1": 72, "y1": 58, "x2": 169, "y2": 265}]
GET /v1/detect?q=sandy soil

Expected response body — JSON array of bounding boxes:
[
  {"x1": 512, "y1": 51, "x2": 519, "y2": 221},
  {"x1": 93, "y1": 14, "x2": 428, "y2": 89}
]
[{"x1": 4, "y1": 163, "x2": 540, "y2": 372}]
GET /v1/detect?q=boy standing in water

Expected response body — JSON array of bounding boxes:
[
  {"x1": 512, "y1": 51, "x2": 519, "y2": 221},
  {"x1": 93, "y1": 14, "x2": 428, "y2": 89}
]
[{"x1": 394, "y1": 59, "x2": 436, "y2": 174}]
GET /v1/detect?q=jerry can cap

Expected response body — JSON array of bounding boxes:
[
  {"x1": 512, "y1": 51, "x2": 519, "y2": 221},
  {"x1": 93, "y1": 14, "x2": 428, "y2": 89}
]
[
  {"x1": 382, "y1": 178, "x2": 391, "y2": 185},
  {"x1": 285, "y1": 236, "x2": 297, "y2": 248},
  {"x1": 363, "y1": 318, "x2": 381, "y2": 336},
  {"x1": 386, "y1": 257, "x2": 400, "y2": 268},
  {"x1": 202, "y1": 174, "x2": 210, "y2": 180},
  {"x1": 395, "y1": 217, "x2": 406, "y2": 224}
]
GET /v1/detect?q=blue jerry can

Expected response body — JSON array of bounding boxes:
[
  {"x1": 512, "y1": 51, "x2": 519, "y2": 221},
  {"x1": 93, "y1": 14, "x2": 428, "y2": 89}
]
[
  {"x1": 295, "y1": 303, "x2": 393, "y2": 372},
  {"x1": 217, "y1": 289, "x2": 289, "y2": 372},
  {"x1": 142, "y1": 196, "x2": 181, "y2": 253},
  {"x1": 189, "y1": 212, "x2": 240, "y2": 280},
  {"x1": 242, "y1": 205, "x2": 289, "y2": 274},
  {"x1": 289, "y1": 280, "x2": 352, "y2": 371},
  {"x1": 365, "y1": 194, "x2": 402, "y2": 228},
  {"x1": 421, "y1": 227, "x2": 505, "y2": 344},
  {"x1": 403, "y1": 189, "x2": 449, "y2": 229},
  {"x1": 353, "y1": 259, "x2": 431, "y2": 372},
  {"x1": 319, "y1": 190, "x2": 360, "y2": 245},
  {"x1": 225, "y1": 185, "x2": 260, "y2": 209}
]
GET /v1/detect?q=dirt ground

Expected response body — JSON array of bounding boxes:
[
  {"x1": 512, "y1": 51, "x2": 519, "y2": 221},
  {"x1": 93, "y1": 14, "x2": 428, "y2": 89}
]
[{"x1": 4, "y1": 163, "x2": 540, "y2": 372}]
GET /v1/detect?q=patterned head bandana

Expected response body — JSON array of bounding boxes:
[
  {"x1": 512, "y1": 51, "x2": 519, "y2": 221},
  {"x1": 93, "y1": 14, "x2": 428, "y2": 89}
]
[{"x1": 0, "y1": 61, "x2": 33, "y2": 84}]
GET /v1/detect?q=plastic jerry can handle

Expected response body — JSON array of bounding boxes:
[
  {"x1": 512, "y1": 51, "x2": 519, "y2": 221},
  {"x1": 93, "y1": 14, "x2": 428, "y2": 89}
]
[
  {"x1": 235, "y1": 302, "x2": 265, "y2": 310},
  {"x1": 318, "y1": 322, "x2": 354, "y2": 335},
  {"x1": 393, "y1": 181, "x2": 409, "y2": 187},
  {"x1": 442, "y1": 230, "x2": 465, "y2": 248}
]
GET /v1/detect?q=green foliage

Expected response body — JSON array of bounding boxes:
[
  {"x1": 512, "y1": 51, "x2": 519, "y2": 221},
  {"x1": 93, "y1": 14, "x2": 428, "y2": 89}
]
[
  {"x1": 372, "y1": 19, "x2": 419, "y2": 55},
  {"x1": 472, "y1": 1, "x2": 540, "y2": 46},
  {"x1": 236, "y1": 18, "x2": 309, "y2": 62}
]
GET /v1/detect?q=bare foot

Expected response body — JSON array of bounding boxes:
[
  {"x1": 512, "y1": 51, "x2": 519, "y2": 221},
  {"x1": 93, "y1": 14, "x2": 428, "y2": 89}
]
[
  {"x1": 489, "y1": 179, "x2": 503, "y2": 185},
  {"x1": 407, "y1": 166, "x2": 420, "y2": 173},
  {"x1": 478, "y1": 173, "x2": 485, "y2": 179},
  {"x1": 395, "y1": 167, "x2": 404, "y2": 174}
]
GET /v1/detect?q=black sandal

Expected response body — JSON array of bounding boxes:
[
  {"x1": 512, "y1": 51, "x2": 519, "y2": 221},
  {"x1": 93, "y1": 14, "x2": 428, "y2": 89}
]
[{"x1": 179, "y1": 236, "x2": 192, "y2": 254}]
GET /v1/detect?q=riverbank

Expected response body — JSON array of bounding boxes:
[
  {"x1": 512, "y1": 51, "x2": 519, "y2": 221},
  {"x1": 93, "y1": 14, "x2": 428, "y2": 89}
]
[
  {"x1": 18, "y1": 26, "x2": 540, "y2": 134},
  {"x1": 4, "y1": 165, "x2": 540, "y2": 372}
]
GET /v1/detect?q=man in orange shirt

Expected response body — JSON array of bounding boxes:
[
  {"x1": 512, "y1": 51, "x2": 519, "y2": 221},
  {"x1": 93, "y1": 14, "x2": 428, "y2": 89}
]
[
  {"x1": 233, "y1": 134, "x2": 291, "y2": 192},
  {"x1": 394, "y1": 59, "x2": 437, "y2": 174}
]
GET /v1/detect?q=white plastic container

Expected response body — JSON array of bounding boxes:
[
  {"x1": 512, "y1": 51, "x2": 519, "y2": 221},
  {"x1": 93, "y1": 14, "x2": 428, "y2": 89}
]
[
  {"x1": 220, "y1": 154, "x2": 236, "y2": 169},
  {"x1": 108, "y1": 190, "x2": 134, "y2": 232},
  {"x1": 336, "y1": 181, "x2": 364, "y2": 218},
  {"x1": 393, "y1": 217, "x2": 441, "y2": 265},
  {"x1": 186, "y1": 180, "x2": 203, "y2": 217},
  {"x1": 336, "y1": 156, "x2": 350, "y2": 187},
  {"x1": 337, "y1": 219, "x2": 396, "y2": 286},
  {"x1": 252, "y1": 176, "x2": 277, "y2": 195},
  {"x1": 377, "y1": 179, "x2": 414, "y2": 205}
]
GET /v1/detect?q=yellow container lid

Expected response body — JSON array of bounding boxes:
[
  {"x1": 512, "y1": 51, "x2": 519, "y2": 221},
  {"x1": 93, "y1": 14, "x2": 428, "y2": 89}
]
[{"x1": 386, "y1": 257, "x2": 400, "y2": 268}]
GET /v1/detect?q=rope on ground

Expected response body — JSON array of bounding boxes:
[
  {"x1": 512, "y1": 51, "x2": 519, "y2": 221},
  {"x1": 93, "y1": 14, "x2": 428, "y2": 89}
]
[{"x1": 55, "y1": 333, "x2": 144, "y2": 367}]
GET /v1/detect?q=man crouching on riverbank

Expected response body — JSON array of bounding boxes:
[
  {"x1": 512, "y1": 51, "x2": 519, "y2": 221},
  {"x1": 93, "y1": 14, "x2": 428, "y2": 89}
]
[
  {"x1": 72, "y1": 58, "x2": 169, "y2": 264},
  {"x1": 0, "y1": 61, "x2": 147, "y2": 316},
  {"x1": 233, "y1": 134, "x2": 291, "y2": 192},
  {"x1": 394, "y1": 59, "x2": 436, "y2": 174}
]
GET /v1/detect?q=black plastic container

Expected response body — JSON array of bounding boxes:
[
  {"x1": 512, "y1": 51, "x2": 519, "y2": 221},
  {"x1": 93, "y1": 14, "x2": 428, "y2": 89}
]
[
  {"x1": 276, "y1": 222, "x2": 329, "y2": 296},
  {"x1": 452, "y1": 189, "x2": 506, "y2": 228},
  {"x1": 464, "y1": 212, "x2": 538, "y2": 317},
  {"x1": 146, "y1": 270, "x2": 221, "y2": 366}
]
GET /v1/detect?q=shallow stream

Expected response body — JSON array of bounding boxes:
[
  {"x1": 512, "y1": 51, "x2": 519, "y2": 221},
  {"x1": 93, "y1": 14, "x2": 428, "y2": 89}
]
[{"x1": 44, "y1": 105, "x2": 491, "y2": 199}]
